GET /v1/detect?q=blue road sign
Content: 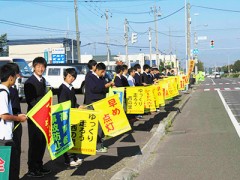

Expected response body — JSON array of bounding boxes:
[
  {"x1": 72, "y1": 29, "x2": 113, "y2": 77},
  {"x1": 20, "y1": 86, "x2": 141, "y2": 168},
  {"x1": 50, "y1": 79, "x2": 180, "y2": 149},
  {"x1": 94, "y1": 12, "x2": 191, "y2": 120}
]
[{"x1": 52, "y1": 54, "x2": 66, "y2": 64}]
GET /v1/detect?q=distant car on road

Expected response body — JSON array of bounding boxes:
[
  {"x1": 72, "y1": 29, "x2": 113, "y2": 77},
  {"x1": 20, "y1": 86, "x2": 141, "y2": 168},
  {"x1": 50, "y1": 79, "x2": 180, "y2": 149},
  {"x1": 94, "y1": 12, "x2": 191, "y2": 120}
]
[{"x1": 215, "y1": 73, "x2": 221, "y2": 79}]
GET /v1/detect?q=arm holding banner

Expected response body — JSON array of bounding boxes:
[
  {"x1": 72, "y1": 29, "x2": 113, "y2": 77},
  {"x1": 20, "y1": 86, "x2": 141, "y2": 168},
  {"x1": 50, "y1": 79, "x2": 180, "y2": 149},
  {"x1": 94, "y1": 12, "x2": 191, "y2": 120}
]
[{"x1": 1, "y1": 114, "x2": 27, "y2": 122}]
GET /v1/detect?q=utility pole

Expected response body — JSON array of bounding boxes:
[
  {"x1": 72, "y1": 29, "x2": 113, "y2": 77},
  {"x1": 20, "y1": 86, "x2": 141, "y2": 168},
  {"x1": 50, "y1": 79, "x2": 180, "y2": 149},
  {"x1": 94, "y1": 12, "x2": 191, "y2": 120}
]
[
  {"x1": 124, "y1": 18, "x2": 129, "y2": 67},
  {"x1": 194, "y1": 31, "x2": 198, "y2": 75},
  {"x1": 149, "y1": 27, "x2": 152, "y2": 67},
  {"x1": 74, "y1": 0, "x2": 81, "y2": 63},
  {"x1": 152, "y1": 5, "x2": 161, "y2": 67},
  {"x1": 105, "y1": 9, "x2": 110, "y2": 69}
]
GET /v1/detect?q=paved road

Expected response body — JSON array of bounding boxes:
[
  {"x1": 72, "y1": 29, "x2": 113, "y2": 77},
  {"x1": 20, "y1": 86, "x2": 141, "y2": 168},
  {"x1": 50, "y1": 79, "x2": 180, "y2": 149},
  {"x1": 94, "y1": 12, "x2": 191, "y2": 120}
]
[{"x1": 135, "y1": 78, "x2": 240, "y2": 180}]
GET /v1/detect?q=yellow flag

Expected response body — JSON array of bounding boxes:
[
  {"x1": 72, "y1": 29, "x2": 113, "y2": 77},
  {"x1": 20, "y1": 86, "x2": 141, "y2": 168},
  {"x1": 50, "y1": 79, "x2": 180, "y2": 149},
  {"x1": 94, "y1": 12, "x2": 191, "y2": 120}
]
[
  {"x1": 144, "y1": 86, "x2": 156, "y2": 112},
  {"x1": 68, "y1": 109, "x2": 99, "y2": 155},
  {"x1": 126, "y1": 86, "x2": 145, "y2": 114},
  {"x1": 153, "y1": 84, "x2": 165, "y2": 107},
  {"x1": 92, "y1": 95, "x2": 131, "y2": 138},
  {"x1": 108, "y1": 87, "x2": 125, "y2": 106},
  {"x1": 27, "y1": 90, "x2": 52, "y2": 146}
]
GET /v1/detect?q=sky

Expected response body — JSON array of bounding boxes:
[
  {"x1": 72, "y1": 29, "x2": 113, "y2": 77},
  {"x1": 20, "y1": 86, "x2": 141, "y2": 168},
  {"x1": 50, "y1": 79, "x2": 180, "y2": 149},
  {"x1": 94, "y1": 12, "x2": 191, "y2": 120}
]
[{"x1": 1, "y1": 0, "x2": 240, "y2": 69}]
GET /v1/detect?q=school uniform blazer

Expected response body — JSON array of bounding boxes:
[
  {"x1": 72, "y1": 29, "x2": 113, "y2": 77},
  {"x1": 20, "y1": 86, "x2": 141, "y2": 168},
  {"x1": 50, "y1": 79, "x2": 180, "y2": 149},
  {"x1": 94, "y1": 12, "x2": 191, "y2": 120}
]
[
  {"x1": 114, "y1": 76, "x2": 123, "y2": 87},
  {"x1": 121, "y1": 75, "x2": 129, "y2": 87},
  {"x1": 84, "y1": 70, "x2": 93, "y2": 104},
  {"x1": 85, "y1": 74, "x2": 108, "y2": 105},
  {"x1": 58, "y1": 84, "x2": 79, "y2": 108},
  {"x1": 134, "y1": 73, "x2": 142, "y2": 86},
  {"x1": 24, "y1": 75, "x2": 46, "y2": 112},
  {"x1": 142, "y1": 72, "x2": 151, "y2": 84},
  {"x1": 9, "y1": 87, "x2": 21, "y2": 115}
]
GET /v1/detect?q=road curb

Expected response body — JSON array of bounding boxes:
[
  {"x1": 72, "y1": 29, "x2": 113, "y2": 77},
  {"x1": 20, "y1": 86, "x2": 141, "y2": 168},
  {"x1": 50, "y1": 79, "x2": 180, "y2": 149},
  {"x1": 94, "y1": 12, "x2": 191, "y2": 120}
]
[{"x1": 110, "y1": 93, "x2": 192, "y2": 180}]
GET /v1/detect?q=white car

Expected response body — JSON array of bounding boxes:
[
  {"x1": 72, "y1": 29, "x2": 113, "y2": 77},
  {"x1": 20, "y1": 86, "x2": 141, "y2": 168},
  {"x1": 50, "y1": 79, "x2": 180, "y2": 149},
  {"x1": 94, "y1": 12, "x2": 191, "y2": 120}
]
[{"x1": 43, "y1": 63, "x2": 88, "y2": 93}]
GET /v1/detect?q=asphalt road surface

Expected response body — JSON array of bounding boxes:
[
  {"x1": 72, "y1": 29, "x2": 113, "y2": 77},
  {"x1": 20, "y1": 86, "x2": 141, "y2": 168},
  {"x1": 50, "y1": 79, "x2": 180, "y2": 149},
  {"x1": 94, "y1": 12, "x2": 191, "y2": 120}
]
[{"x1": 135, "y1": 77, "x2": 240, "y2": 180}]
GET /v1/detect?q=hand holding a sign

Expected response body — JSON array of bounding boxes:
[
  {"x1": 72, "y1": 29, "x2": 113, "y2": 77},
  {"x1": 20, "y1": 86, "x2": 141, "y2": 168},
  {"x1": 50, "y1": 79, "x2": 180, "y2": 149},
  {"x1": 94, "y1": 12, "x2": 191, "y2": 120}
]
[
  {"x1": 0, "y1": 114, "x2": 27, "y2": 122},
  {"x1": 105, "y1": 81, "x2": 114, "y2": 88},
  {"x1": 18, "y1": 114, "x2": 28, "y2": 122}
]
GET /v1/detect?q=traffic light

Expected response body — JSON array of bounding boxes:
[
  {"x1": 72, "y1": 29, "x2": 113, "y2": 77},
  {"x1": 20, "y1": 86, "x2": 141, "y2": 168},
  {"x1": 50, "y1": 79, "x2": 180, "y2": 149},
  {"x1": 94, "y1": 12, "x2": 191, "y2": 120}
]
[
  {"x1": 210, "y1": 40, "x2": 214, "y2": 48},
  {"x1": 131, "y1": 32, "x2": 138, "y2": 44}
]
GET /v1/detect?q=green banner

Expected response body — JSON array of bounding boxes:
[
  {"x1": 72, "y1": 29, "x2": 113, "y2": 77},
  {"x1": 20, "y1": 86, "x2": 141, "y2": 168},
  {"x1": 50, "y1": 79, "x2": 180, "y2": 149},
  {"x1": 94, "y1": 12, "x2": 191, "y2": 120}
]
[{"x1": 0, "y1": 146, "x2": 11, "y2": 180}]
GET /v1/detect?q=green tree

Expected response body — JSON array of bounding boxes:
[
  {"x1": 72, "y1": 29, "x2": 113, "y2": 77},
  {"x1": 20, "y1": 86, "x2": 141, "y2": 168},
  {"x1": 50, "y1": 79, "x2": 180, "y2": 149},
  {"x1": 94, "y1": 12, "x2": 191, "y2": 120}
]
[
  {"x1": 233, "y1": 60, "x2": 240, "y2": 72},
  {"x1": 196, "y1": 60, "x2": 204, "y2": 71},
  {"x1": 0, "y1": 33, "x2": 8, "y2": 56}
]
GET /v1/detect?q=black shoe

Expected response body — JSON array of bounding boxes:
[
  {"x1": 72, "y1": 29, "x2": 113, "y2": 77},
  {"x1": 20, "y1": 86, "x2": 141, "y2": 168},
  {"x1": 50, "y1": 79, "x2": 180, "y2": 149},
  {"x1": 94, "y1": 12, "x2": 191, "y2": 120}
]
[
  {"x1": 27, "y1": 170, "x2": 44, "y2": 178},
  {"x1": 39, "y1": 168, "x2": 51, "y2": 175}
]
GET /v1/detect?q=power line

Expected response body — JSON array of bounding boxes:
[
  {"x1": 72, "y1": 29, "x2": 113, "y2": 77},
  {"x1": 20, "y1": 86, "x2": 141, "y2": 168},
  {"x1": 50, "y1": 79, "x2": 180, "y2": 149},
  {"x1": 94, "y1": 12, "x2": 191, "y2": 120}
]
[
  {"x1": 192, "y1": 5, "x2": 240, "y2": 13},
  {"x1": 0, "y1": 19, "x2": 75, "y2": 33},
  {"x1": 128, "y1": 6, "x2": 185, "y2": 24}
]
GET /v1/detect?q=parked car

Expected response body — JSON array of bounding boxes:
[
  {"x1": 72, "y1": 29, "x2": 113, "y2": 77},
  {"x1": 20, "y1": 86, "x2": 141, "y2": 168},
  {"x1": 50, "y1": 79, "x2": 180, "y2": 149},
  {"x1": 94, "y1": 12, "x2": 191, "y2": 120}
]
[
  {"x1": 0, "y1": 57, "x2": 32, "y2": 99},
  {"x1": 43, "y1": 63, "x2": 89, "y2": 94}
]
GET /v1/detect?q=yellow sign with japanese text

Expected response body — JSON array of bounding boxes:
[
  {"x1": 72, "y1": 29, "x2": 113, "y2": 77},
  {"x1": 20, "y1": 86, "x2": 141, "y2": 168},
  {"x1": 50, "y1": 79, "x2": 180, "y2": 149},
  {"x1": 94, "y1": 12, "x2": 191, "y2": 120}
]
[
  {"x1": 108, "y1": 87, "x2": 125, "y2": 106},
  {"x1": 126, "y1": 87, "x2": 145, "y2": 114},
  {"x1": 68, "y1": 109, "x2": 99, "y2": 155},
  {"x1": 144, "y1": 86, "x2": 156, "y2": 112},
  {"x1": 153, "y1": 84, "x2": 165, "y2": 107},
  {"x1": 92, "y1": 95, "x2": 131, "y2": 138}
]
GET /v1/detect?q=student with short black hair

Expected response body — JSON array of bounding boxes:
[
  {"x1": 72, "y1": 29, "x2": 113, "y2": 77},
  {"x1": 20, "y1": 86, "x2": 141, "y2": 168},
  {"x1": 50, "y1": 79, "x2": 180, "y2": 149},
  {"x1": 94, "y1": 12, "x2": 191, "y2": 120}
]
[
  {"x1": 121, "y1": 64, "x2": 129, "y2": 87},
  {"x1": 24, "y1": 57, "x2": 51, "y2": 178},
  {"x1": 58, "y1": 68, "x2": 83, "y2": 167},
  {"x1": 84, "y1": 60, "x2": 97, "y2": 104},
  {"x1": 7, "y1": 62, "x2": 23, "y2": 179},
  {"x1": 142, "y1": 64, "x2": 151, "y2": 85},
  {"x1": 0, "y1": 64, "x2": 27, "y2": 180},
  {"x1": 85, "y1": 62, "x2": 114, "y2": 152},
  {"x1": 127, "y1": 68, "x2": 135, "y2": 87},
  {"x1": 133, "y1": 64, "x2": 142, "y2": 86},
  {"x1": 114, "y1": 65, "x2": 124, "y2": 87}
]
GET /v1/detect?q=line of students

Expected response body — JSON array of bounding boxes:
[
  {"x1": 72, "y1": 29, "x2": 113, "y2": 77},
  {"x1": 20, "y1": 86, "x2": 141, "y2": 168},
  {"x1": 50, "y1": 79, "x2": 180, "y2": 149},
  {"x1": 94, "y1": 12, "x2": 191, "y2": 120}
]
[{"x1": 0, "y1": 58, "x2": 174, "y2": 179}]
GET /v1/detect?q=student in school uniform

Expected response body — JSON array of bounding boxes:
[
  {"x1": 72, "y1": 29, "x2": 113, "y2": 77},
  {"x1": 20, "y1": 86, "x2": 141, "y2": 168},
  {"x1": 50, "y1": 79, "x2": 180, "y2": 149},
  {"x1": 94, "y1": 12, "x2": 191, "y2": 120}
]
[
  {"x1": 58, "y1": 68, "x2": 83, "y2": 167},
  {"x1": 114, "y1": 65, "x2": 124, "y2": 87},
  {"x1": 24, "y1": 57, "x2": 51, "y2": 178},
  {"x1": 121, "y1": 64, "x2": 129, "y2": 87},
  {"x1": 0, "y1": 64, "x2": 27, "y2": 180},
  {"x1": 142, "y1": 64, "x2": 151, "y2": 85},
  {"x1": 85, "y1": 63, "x2": 114, "y2": 152},
  {"x1": 127, "y1": 67, "x2": 136, "y2": 87},
  {"x1": 133, "y1": 64, "x2": 142, "y2": 86},
  {"x1": 84, "y1": 60, "x2": 97, "y2": 104},
  {"x1": 7, "y1": 63, "x2": 23, "y2": 180}
]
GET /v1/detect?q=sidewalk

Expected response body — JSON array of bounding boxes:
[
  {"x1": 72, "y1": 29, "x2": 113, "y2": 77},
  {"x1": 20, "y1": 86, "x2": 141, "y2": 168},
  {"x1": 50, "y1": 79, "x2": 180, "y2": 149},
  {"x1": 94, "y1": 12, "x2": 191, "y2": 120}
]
[
  {"x1": 135, "y1": 90, "x2": 240, "y2": 180},
  {"x1": 19, "y1": 93, "x2": 189, "y2": 180}
]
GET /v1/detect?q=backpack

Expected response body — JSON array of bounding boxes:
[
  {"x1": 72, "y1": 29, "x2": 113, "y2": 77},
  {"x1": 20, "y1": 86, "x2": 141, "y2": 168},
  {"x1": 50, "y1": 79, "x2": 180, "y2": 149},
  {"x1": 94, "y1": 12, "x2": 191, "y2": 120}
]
[{"x1": 0, "y1": 88, "x2": 10, "y2": 104}]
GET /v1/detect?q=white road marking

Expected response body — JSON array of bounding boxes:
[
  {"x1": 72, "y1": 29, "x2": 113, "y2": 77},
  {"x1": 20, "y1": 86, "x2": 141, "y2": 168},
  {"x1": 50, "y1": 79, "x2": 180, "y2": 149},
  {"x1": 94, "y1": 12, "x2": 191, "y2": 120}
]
[
  {"x1": 217, "y1": 90, "x2": 240, "y2": 138},
  {"x1": 206, "y1": 84, "x2": 210, "y2": 85},
  {"x1": 224, "y1": 88, "x2": 231, "y2": 91},
  {"x1": 226, "y1": 83, "x2": 230, "y2": 85},
  {"x1": 219, "y1": 83, "x2": 223, "y2": 85},
  {"x1": 210, "y1": 78, "x2": 216, "y2": 85},
  {"x1": 234, "y1": 87, "x2": 240, "y2": 90},
  {"x1": 204, "y1": 89, "x2": 210, "y2": 91}
]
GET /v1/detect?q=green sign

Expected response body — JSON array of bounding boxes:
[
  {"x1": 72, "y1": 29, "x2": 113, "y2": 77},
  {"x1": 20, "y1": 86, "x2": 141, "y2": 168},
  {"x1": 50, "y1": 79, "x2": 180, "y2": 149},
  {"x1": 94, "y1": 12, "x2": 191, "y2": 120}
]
[{"x1": 0, "y1": 146, "x2": 11, "y2": 180}]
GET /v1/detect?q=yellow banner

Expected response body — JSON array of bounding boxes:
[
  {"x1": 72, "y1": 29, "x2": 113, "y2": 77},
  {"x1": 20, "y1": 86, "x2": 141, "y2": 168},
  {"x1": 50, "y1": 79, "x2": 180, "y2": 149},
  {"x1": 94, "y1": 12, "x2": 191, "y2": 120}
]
[
  {"x1": 177, "y1": 76, "x2": 186, "y2": 90},
  {"x1": 68, "y1": 109, "x2": 99, "y2": 155},
  {"x1": 144, "y1": 86, "x2": 156, "y2": 112},
  {"x1": 27, "y1": 90, "x2": 52, "y2": 146},
  {"x1": 108, "y1": 87, "x2": 125, "y2": 106},
  {"x1": 153, "y1": 84, "x2": 165, "y2": 107},
  {"x1": 126, "y1": 87, "x2": 145, "y2": 114},
  {"x1": 92, "y1": 95, "x2": 131, "y2": 137}
]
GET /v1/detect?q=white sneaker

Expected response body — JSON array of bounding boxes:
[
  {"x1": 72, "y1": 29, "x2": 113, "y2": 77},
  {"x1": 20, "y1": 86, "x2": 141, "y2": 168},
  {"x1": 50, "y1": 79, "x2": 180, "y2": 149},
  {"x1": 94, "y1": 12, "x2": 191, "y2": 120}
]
[
  {"x1": 75, "y1": 158, "x2": 83, "y2": 165},
  {"x1": 69, "y1": 160, "x2": 79, "y2": 167}
]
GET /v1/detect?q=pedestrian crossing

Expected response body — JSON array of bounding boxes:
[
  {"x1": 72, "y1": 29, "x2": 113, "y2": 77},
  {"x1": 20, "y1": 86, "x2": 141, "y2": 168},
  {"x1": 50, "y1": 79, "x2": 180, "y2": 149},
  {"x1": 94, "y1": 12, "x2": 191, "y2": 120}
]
[
  {"x1": 201, "y1": 82, "x2": 240, "y2": 86},
  {"x1": 200, "y1": 87, "x2": 240, "y2": 92}
]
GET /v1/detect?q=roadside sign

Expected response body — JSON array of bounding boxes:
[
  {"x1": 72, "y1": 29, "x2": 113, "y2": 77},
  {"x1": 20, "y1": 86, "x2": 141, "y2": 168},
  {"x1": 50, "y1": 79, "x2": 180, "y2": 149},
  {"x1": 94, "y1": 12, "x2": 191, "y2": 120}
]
[
  {"x1": 51, "y1": 48, "x2": 66, "y2": 64},
  {"x1": 198, "y1": 36, "x2": 207, "y2": 41},
  {"x1": 193, "y1": 49, "x2": 199, "y2": 55}
]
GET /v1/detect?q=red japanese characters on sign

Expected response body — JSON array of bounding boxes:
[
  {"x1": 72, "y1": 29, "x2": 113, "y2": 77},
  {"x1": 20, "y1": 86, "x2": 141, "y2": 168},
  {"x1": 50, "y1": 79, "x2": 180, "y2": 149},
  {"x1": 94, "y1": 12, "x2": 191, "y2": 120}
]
[{"x1": 0, "y1": 158, "x2": 5, "y2": 172}]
